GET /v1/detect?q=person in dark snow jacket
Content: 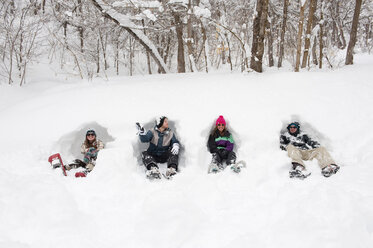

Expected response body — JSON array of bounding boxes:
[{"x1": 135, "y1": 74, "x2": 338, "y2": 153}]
[
  {"x1": 280, "y1": 122, "x2": 340, "y2": 178},
  {"x1": 136, "y1": 116, "x2": 180, "y2": 178},
  {"x1": 207, "y1": 115, "x2": 237, "y2": 173}
]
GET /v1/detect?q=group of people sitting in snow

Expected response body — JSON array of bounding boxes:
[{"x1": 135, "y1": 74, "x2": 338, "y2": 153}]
[{"x1": 63, "y1": 115, "x2": 340, "y2": 180}]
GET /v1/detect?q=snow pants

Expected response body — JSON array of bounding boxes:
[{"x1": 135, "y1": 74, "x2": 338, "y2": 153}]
[
  {"x1": 83, "y1": 147, "x2": 98, "y2": 171},
  {"x1": 287, "y1": 144, "x2": 335, "y2": 169},
  {"x1": 142, "y1": 151, "x2": 178, "y2": 171},
  {"x1": 213, "y1": 150, "x2": 236, "y2": 165}
]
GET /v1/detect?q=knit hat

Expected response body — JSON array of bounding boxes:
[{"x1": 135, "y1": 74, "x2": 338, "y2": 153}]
[
  {"x1": 216, "y1": 115, "x2": 226, "y2": 126},
  {"x1": 86, "y1": 129, "x2": 96, "y2": 136},
  {"x1": 287, "y1": 122, "x2": 300, "y2": 130},
  {"x1": 156, "y1": 116, "x2": 167, "y2": 128}
]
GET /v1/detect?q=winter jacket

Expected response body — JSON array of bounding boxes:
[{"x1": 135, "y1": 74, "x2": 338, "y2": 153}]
[
  {"x1": 280, "y1": 131, "x2": 320, "y2": 151},
  {"x1": 140, "y1": 127, "x2": 179, "y2": 157},
  {"x1": 81, "y1": 139, "x2": 104, "y2": 154},
  {"x1": 208, "y1": 129, "x2": 234, "y2": 154}
]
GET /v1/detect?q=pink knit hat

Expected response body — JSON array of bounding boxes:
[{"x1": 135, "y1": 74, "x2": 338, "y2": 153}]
[{"x1": 216, "y1": 115, "x2": 226, "y2": 126}]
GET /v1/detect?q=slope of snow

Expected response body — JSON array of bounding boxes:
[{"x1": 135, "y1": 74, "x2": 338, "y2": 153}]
[{"x1": 1, "y1": 55, "x2": 373, "y2": 248}]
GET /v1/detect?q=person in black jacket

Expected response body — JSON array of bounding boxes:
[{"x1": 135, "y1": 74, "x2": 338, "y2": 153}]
[
  {"x1": 280, "y1": 122, "x2": 340, "y2": 178},
  {"x1": 207, "y1": 115, "x2": 236, "y2": 173},
  {"x1": 136, "y1": 116, "x2": 180, "y2": 179}
]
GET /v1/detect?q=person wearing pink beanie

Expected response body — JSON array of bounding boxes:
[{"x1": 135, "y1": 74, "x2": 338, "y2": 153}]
[{"x1": 207, "y1": 115, "x2": 237, "y2": 173}]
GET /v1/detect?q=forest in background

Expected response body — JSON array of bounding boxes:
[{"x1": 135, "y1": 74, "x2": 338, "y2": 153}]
[{"x1": 1, "y1": 0, "x2": 372, "y2": 85}]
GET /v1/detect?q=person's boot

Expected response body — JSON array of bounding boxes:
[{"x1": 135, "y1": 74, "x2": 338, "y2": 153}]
[
  {"x1": 322, "y1": 164, "x2": 340, "y2": 177},
  {"x1": 165, "y1": 167, "x2": 177, "y2": 179},
  {"x1": 146, "y1": 166, "x2": 161, "y2": 179},
  {"x1": 289, "y1": 162, "x2": 311, "y2": 179}
]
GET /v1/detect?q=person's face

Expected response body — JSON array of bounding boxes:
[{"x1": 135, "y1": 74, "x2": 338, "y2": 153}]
[
  {"x1": 217, "y1": 123, "x2": 225, "y2": 132},
  {"x1": 87, "y1": 134, "x2": 96, "y2": 141},
  {"x1": 161, "y1": 118, "x2": 169, "y2": 129},
  {"x1": 289, "y1": 126, "x2": 298, "y2": 134}
]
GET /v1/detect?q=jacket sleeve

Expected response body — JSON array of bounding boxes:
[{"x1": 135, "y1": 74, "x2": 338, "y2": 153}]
[
  {"x1": 208, "y1": 134, "x2": 218, "y2": 153},
  {"x1": 139, "y1": 130, "x2": 153, "y2": 143},
  {"x1": 303, "y1": 135, "x2": 320, "y2": 148},
  {"x1": 225, "y1": 134, "x2": 234, "y2": 151},
  {"x1": 97, "y1": 140, "x2": 104, "y2": 150},
  {"x1": 81, "y1": 143, "x2": 87, "y2": 154},
  {"x1": 280, "y1": 134, "x2": 290, "y2": 150},
  {"x1": 170, "y1": 133, "x2": 180, "y2": 147}
]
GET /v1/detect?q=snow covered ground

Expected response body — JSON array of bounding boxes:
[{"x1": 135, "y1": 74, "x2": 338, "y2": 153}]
[{"x1": 1, "y1": 55, "x2": 373, "y2": 248}]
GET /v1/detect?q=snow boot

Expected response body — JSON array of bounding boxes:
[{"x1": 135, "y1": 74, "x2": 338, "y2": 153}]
[
  {"x1": 164, "y1": 167, "x2": 177, "y2": 179},
  {"x1": 289, "y1": 163, "x2": 311, "y2": 179},
  {"x1": 146, "y1": 166, "x2": 161, "y2": 180},
  {"x1": 321, "y1": 164, "x2": 340, "y2": 177},
  {"x1": 208, "y1": 162, "x2": 221, "y2": 173},
  {"x1": 230, "y1": 161, "x2": 247, "y2": 173}
]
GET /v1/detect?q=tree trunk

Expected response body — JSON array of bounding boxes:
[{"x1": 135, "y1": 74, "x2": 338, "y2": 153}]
[
  {"x1": 301, "y1": 0, "x2": 317, "y2": 68},
  {"x1": 267, "y1": 16, "x2": 274, "y2": 67},
  {"x1": 250, "y1": 0, "x2": 269, "y2": 73},
  {"x1": 174, "y1": 13, "x2": 186, "y2": 73},
  {"x1": 312, "y1": 36, "x2": 318, "y2": 65},
  {"x1": 346, "y1": 0, "x2": 363, "y2": 65},
  {"x1": 278, "y1": 0, "x2": 289, "y2": 68},
  {"x1": 319, "y1": 0, "x2": 324, "y2": 69},
  {"x1": 186, "y1": 0, "x2": 195, "y2": 72},
  {"x1": 295, "y1": 0, "x2": 308, "y2": 72}
]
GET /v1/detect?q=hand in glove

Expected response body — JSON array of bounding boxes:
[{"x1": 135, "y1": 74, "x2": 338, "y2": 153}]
[
  {"x1": 136, "y1": 122, "x2": 146, "y2": 135},
  {"x1": 171, "y1": 143, "x2": 180, "y2": 155}
]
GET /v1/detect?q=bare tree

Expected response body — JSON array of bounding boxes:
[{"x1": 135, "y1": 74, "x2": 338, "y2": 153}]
[
  {"x1": 277, "y1": 0, "x2": 289, "y2": 68},
  {"x1": 346, "y1": 0, "x2": 363, "y2": 65},
  {"x1": 295, "y1": 0, "x2": 308, "y2": 72},
  {"x1": 250, "y1": 0, "x2": 269, "y2": 72},
  {"x1": 301, "y1": 0, "x2": 317, "y2": 68},
  {"x1": 90, "y1": 0, "x2": 168, "y2": 73}
]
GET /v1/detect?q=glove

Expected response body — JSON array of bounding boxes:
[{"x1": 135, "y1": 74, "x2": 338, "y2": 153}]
[
  {"x1": 136, "y1": 122, "x2": 146, "y2": 135},
  {"x1": 171, "y1": 143, "x2": 180, "y2": 155},
  {"x1": 280, "y1": 145, "x2": 287, "y2": 151}
]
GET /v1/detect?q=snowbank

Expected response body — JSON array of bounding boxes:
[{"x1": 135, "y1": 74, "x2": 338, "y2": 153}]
[{"x1": 1, "y1": 55, "x2": 373, "y2": 248}]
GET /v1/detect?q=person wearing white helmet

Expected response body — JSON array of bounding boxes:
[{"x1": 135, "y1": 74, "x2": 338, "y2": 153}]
[
  {"x1": 65, "y1": 129, "x2": 104, "y2": 175},
  {"x1": 136, "y1": 116, "x2": 180, "y2": 179}
]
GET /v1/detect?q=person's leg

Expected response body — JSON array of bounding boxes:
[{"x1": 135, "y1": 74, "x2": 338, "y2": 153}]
[
  {"x1": 226, "y1": 151, "x2": 237, "y2": 165},
  {"x1": 83, "y1": 147, "x2": 98, "y2": 164},
  {"x1": 141, "y1": 151, "x2": 158, "y2": 170},
  {"x1": 306, "y1": 146, "x2": 336, "y2": 169},
  {"x1": 287, "y1": 145, "x2": 306, "y2": 167},
  {"x1": 167, "y1": 152, "x2": 179, "y2": 171}
]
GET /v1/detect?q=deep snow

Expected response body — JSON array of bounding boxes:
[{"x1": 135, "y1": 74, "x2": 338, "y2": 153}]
[{"x1": 1, "y1": 55, "x2": 373, "y2": 248}]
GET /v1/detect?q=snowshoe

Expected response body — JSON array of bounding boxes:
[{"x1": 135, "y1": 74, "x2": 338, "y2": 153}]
[
  {"x1": 230, "y1": 160, "x2": 247, "y2": 173},
  {"x1": 289, "y1": 166, "x2": 311, "y2": 179},
  {"x1": 208, "y1": 163, "x2": 220, "y2": 174},
  {"x1": 48, "y1": 153, "x2": 67, "y2": 176},
  {"x1": 146, "y1": 167, "x2": 161, "y2": 180},
  {"x1": 321, "y1": 164, "x2": 340, "y2": 177},
  {"x1": 163, "y1": 167, "x2": 177, "y2": 180}
]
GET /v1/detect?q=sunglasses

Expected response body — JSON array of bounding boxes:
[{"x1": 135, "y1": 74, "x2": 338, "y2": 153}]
[
  {"x1": 289, "y1": 126, "x2": 298, "y2": 129},
  {"x1": 87, "y1": 133, "x2": 96, "y2": 137},
  {"x1": 217, "y1": 124, "x2": 225, "y2": 126}
]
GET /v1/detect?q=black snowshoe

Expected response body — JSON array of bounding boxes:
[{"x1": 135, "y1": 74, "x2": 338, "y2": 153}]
[
  {"x1": 321, "y1": 164, "x2": 340, "y2": 177},
  {"x1": 289, "y1": 163, "x2": 311, "y2": 179}
]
